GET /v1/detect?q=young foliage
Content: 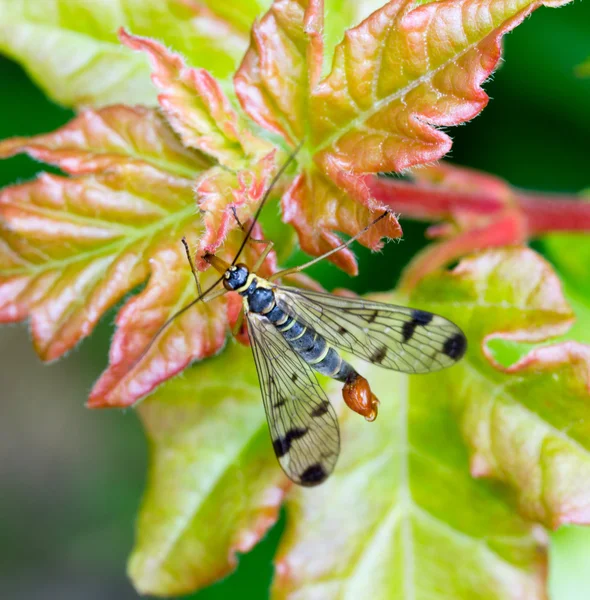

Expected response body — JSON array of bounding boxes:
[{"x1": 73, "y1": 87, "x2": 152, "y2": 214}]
[
  {"x1": 129, "y1": 342, "x2": 288, "y2": 596},
  {"x1": 0, "y1": 0, "x2": 587, "y2": 598},
  {"x1": 371, "y1": 162, "x2": 590, "y2": 289},
  {"x1": 0, "y1": 107, "x2": 205, "y2": 361},
  {"x1": 0, "y1": 103, "x2": 273, "y2": 403},
  {"x1": 275, "y1": 248, "x2": 587, "y2": 599}
]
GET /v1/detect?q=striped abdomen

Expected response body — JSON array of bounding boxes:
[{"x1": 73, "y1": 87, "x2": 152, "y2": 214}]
[
  {"x1": 270, "y1": 309, "x2": 354, "y2": 381},
  {"x1": 243, "y1": 279, "x2": 354, "y2": 382}
]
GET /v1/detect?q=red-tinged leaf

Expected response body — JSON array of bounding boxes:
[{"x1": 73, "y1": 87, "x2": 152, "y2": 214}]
[
  {"x1": 90, "y1": 228, "x2": 277, "y2": 408},
  {"x1": 129, "y1": 341, "x2": 290, "y2": 596},
  {"x1": 88, "y1": 243, "x2": 227, "y2": 408},
  {"x1": 282, "y1": 167, "x2": 401, "y2": 274},
  {"x1": 274, "y1": 248, "x2": 581, "y2": 599},
  {"x1": 235, "y1": 0, "x2": 324, "y2": 143},
  {"x1": 0, "y1": 167, "x2": 200, "y2": 360},
  {"x1": 120, "y1": 29, "x2": 271, "y2": 167},
  {"x1": 399, "y1": 208, "x2": 527, "y2": 290},
  {"x1": 195, "y1": 150, "x2": 277, "y2": 264},
  {"x1": 310, "y1": 0, "x2": 570, "y2": 173},
  {"x1": 0, "y1": 105, "x2": 209, "y2": 177},
  {"x1": 236, "y1": 0, "x2": 402, "y2": 273},
  {"x1": 481, "y1": 342, "x2": 590, "y2": 526}
]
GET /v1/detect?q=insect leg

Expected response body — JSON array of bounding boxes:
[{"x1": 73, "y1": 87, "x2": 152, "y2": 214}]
[
  {"x1": 231, "y1": 207, "x2": 267, "y2": 244},
  {"x1": 181, "y1": 237, "x2": 202, "y2": 296},
  {"x1": 231, "y1": 308, "x2": 245, "y2": 336},
  {"x1": 200, "y1": 287, "x2": 228, "y2": 303},
  {"x1": 252, "y1": 241, "x2": 275, "y2": 273},
  {"x1": 269, "y1": 211, "x2": 390, "y2": 281}
]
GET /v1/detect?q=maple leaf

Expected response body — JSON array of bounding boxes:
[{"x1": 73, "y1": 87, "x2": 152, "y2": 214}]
[
  {"x1": 0, "y1": 102, "x2": 276, "y2": 405},
  {"x1": 235, "y1": 0, "x2": 401, "y2": 274},
  {"x1": 234, "y1": 0, "x2": 571, "y2": 274},
  {"x1": 117, "y1": 29, "x2": 281, "y2": 265},
  {"x1": 274, "y1": 248, "x2": 589, "y2": 599}
]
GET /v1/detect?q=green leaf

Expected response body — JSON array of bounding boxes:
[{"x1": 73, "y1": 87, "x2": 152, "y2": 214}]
[
  {"x1": 274, "y1": 248, "x2": 588, "y2": 598},
  {"x1": 544, "y1": 232, "x2": 590, "y2": 298},
  {"x1": 0, "y1": 0, "x2": 266, "y2": 108},
  {"x1": 129, "y1": 340, "x2": 289, "y2": 596},
  {"x1": 543, "y1": 226, "x2": 590, "y2": 344},
  {"x1": 550, "y1": 526, "x2": 590, "y2": 599},
  {"x1": 276, "y1": 363, "x2": 546, "y2": 599},
  {"x1": 412, "y1": 249, "x2": 590, "y2": 529}
]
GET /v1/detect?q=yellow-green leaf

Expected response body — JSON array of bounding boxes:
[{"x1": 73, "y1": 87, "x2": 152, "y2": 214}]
[
  {"x1": 0, "y1": 0, "x2": 266, "y2": 108},
  {"x1": 129, "y1": 341, "x2": 289, "y2": 596},
  {"x1": 274, "y1": 247, "x2": 588, "y2": 598}
]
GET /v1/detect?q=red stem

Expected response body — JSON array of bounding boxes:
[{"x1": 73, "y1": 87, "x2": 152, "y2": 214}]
[
  {"x1": 516, "y1": 193, "x2": 590, "y2": 236},
  {"x1": 367, "y1": 176, "x2": 505, "y2": 219},
  {"x1": 368, "y1": 175, "x2": 590, "y2": 237}
]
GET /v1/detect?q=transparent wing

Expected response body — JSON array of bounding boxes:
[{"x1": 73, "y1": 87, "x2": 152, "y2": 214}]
[
  {"x1": 246, "y1": 312, "x2": 340, "y2": 486},
  {"x1": 274, "y1": 287, "x2": 467, "y2": 374}
]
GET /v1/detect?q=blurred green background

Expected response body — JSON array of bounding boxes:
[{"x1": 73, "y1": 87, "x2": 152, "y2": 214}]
[{"x1": 1, "y1": 2, "x2": 589, "y2": 598}]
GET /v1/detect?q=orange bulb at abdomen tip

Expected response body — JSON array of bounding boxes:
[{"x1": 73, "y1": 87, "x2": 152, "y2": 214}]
[{"x1": 342, "y1": 373, "x2": 380, "y2": 422}]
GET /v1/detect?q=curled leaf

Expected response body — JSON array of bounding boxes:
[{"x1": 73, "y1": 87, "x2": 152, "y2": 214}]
[{"x1": 412, "y1": 248, "x2": 590, "y2": 529}]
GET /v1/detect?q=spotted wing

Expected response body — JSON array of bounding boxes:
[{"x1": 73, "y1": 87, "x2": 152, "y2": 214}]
[
  {"x1": 246, "y1": 311, "x2": 340, "y2": 486},
  {"x1": 274, "y1": 287, "x2": 467, "y2": 374}
]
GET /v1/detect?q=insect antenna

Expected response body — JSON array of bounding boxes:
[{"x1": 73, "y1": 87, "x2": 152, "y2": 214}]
[{"x1": 231, "y1": 140, "x2": 304, "y2": 266}]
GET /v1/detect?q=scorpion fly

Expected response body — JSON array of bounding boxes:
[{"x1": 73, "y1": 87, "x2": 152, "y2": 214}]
[{"x1": 141, "y1": 148, "x2": 467, "y2": 487}]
